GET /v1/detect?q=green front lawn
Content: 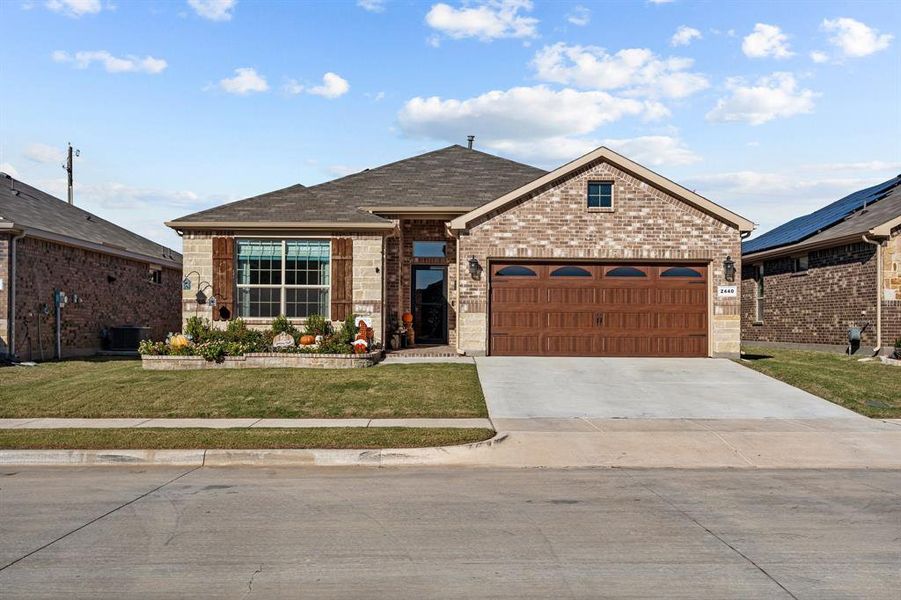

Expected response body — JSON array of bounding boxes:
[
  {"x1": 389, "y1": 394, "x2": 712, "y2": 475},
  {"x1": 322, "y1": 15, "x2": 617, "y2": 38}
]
[
  {"x1": 0, "y1": 427, "x2": 495, "y2": 449},
  {"x1": 0, "y1": 359, "x2": 487, "y2": 419},
  {"x1": 739, "y1": 346, "x2": 901, "y2": 418}
]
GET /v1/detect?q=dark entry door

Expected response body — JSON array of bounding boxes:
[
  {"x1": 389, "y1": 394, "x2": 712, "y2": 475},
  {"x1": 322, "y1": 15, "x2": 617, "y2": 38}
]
[{"x1": 412, "y1": 265, "x2": 448, "y2": 344}]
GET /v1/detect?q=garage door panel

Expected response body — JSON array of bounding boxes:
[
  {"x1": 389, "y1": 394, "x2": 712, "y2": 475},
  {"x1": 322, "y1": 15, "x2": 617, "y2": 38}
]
[
  {"x1": 490, "y1": 262, "x2": 707, "y2": 357},
  {"x1": 546, "y1": 311, "x2": 594, "y2": 329}
]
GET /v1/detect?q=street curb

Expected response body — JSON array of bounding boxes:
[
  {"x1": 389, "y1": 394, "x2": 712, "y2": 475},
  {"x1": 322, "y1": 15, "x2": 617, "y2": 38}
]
[{"x1": 0, "y1": 433, "x2": 510, "y2": 467}]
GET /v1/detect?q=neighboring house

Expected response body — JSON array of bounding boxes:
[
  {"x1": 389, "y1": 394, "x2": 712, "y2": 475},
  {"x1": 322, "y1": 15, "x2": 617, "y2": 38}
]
[
  {"x1": 741, "y1": 176, "x2": 901, "y2": 353},
  {"x1": 167, "y1": 144, "x2": 753, "y2": 358},
  {"x1": 1, "y1": 173, "x2": 182, "y2": 361}
]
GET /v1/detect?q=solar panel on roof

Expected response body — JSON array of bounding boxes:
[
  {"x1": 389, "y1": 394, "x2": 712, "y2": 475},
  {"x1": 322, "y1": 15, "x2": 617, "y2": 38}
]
[{"x1": 742, "y1": 175, "x2": 901, "y2": 254}]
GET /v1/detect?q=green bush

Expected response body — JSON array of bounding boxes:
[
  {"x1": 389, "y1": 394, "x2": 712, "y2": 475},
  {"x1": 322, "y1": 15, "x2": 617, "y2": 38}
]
[
  {"x1": 337, "y1": 314, "x2": 357, "y2": 345},
  {"x1": 303, "y1": 314, "x2": 332, "y2": 337},
  {"x1": 317, "y1": 334, "x2": 353, "y2": 354},
  {"x1": 184, "y1": 316, "x2": 211, "y2": 342},
  {"x1": 194, "y1": 340, "x2": 228, "y2": 363},
  {"x1": 271, "y1": 315, "x2": 297, "y2": 337},
  {"x1": 137, "y1": 339, "x2": 168, "y2": 355}
]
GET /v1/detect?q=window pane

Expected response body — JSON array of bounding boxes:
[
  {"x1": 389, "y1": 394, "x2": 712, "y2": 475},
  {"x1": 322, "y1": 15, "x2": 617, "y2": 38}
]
[
  {"x1": 237, "y1": 240, "x2": 282, "y2": 285},
  {"x1": 495, "y1": 265, "x2": 537, "y2": 276},
  {"x1": 588, "y1": 182, "x2": 612, "y2": 208},
  {"x1": 413, "y1": 241, "x2": 446, "y2": 258},
  {"x1": 286, "y1": 288, "x2": 330, "y2": 319},
  {"x1": 550, "y1": 266, "x2": 592, "y2": 277},
  {"x1": 286, "y1": 240, "x2": 330, "y2": 285},
  {"x1": 606, "y1": 266, "x2": 646, "y2": 277},
  {"x1": 237, "y1": 287, "x2": 281, "y2": 318},
  {"x1": 661, "y1": 267, "x2": 703, "y2": 278}
]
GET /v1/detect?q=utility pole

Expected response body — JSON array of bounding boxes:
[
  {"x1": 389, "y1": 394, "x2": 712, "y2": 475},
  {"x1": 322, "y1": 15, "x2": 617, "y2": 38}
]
[{"x1": 63, "y1": 142, "x2": 80, "y2": 205}]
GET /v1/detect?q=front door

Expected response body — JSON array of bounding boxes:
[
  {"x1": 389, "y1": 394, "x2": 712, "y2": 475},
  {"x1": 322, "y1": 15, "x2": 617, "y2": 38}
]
[{"x1": 412, "y1": 265, "x2": 448, "y2": 344}]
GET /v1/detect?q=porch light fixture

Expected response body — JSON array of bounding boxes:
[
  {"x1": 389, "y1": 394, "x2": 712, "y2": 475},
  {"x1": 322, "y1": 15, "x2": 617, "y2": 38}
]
[
  {"x1": 723, "y1": 256, "x2": 736, "y2": 282},
  {"x1": 468, "y1": 256, "x2": 482, "y2": 278}
]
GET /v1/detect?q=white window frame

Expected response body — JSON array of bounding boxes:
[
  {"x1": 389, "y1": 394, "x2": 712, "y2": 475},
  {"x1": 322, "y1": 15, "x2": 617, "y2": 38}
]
[
  {"x1": 587, "y1": 180, "x2": 614, "y2": 210},
  {"x1": 235, "y1": 238, "x2": 331, "y2": 320}
]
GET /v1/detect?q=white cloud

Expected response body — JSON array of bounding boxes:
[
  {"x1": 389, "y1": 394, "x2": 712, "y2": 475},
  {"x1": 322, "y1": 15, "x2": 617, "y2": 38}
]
[
  {"x1": 218, "y1": 67, "x2": 268, "y2": 95},
  {"x1": 742, "y1": 23, "x2": 793, "y2": 59},
  {"x1": 685, "y1": 166, "x2": 899, "y2": 235},
  {"x1": 566, "y1": 5, "x2": 590, "y2": 27},
  {"x1": 308, "y1": 72, "x2": 350, "y2": 98},
  {"x1": 327, "y1": 165, "x2": 362, "y2": 177},
  {"x1": 52, "y1": 50, "x2": 167, "y2": 74},
  {"x1": 599, "y1": 136, "x2": 701, "y2": 166},
  {"x1": 366, "y1": 91, "x2": 386, "y2": 101},
  {"x1": 706, "y1": 72, "x2": 816, "y2": 125},
  {"x1": 282, "y1": 78, "x2": 304, "y2": 95},
  {"x1": 670, "y1": 25, "x2": 701, "y2": 47},
  {"x1": 396, "y1": 85, "x2": 677, "y2": 164},
  {"x1": 187, "y1": 0, "x2": 236, "y2": 21},
  {"x1": 0, "y1": 163, "x2": 20, "y2": 178},
  {"x1": 425, "y1": 0, "x2": 538, "y2": 42},
  {"x1": 45, "y1": 0, "x2": 101, "y2": 17},
  {"x1": 809, "y1": 50, "x2": 829, "y2": 63},
  {"x1": 357, "y1": 0, "x2": 385, "y2": 12},
  {"x1": 647, "y1": 0, "x2": 674, "y2": 4},
  {"x1": 24, "y1": 143, "x2": 65, "y2": 164},
  {"x1": 822, "y1": 17, "x2": 892, "y2": 58},
  {"x1": 531, "y1": 43, "x2": 709, "y2": 99}
]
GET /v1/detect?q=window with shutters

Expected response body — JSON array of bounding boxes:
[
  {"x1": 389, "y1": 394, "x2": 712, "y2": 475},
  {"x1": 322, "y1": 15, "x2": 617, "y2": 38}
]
[{"x1": 235, "y1": 239, "x2": 330, "y2": 319}]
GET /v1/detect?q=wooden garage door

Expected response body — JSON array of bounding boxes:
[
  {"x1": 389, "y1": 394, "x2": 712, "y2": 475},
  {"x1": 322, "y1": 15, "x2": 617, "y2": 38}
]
[{"x1": 489, "y1": 263, "x2": 708, "y2": 357}]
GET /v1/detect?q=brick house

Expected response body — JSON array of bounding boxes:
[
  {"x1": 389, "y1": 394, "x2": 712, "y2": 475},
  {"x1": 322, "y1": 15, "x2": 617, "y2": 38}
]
[
  {"x1": 1, "y1": 173, "x2": 182, "y2": 361},
  {"x1": 741, "y1": 176, "x2": 901, "y2": 353},
  {"x1": 167, "y1": 144, "x2": 753, "y2": 358}
]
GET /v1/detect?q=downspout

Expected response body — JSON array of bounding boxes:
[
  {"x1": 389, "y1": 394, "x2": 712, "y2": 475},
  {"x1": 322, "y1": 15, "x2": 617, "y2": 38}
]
[
  {"x1": 446, "y1": 224, "x2": 463, "y2": 355},
  {"x1": 862, "y1": 234, "x2": 882, "y2": 355},
  {"x1": 8, "y1": 231, "x2": 26, "y2": 359}
]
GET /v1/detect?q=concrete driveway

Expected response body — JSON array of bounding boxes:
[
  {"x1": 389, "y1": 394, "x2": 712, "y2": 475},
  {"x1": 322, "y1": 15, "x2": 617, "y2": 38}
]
[{"x1": 475, "y1": 357, "x2": 860, "y2": 420}]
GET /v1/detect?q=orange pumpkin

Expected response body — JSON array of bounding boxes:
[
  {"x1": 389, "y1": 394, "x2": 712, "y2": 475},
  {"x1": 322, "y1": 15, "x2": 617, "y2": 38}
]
[
  {"x1": 299, "y1": 335, "x2": 316, "y2": 346},
  {"x1": 401, "y1": 312, "x2": 413, "y2": 323}
]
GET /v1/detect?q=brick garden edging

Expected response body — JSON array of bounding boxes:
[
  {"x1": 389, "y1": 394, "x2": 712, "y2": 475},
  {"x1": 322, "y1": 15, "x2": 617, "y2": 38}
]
[{"x1": 142, "y1": 351, "x2": 382, "y2": 370}]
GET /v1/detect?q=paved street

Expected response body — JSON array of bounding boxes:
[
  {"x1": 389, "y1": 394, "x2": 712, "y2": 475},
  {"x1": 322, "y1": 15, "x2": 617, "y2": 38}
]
[{"x1": 1, "y1": 467, "x2": 899, "y2": 599}]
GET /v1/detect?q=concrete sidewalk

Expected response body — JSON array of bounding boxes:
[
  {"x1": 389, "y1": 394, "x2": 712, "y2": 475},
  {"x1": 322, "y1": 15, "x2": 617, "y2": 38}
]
[
  {"x1": 3, "y1": 418, "x2": 901, "y2": 468},
  {"x1": 0, "y1": 418, "x2": 492, "y2": 429}
]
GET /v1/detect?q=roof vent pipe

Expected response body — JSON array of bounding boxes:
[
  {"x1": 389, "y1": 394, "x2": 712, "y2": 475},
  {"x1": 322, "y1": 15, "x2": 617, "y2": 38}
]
[{"x1": 467, "y1": 135, "x2": 475, "y2": 150}]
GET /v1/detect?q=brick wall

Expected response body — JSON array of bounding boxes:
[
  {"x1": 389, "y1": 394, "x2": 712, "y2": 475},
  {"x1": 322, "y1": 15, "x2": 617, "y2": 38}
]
[
  {"x1": 0, "y1": 233, "x2": 9, "y2": 355},
  {"x1": 13, "y1": 236, "x2": 181, "y2": 361},
  {"x1": 181, "y1": 231, "x2": 385, "y2": 342},
  {"x1": 740, "y1": 243, "x2": 878, "y2": 347},
  {"x1": 384, "y1": 219, "x2": 457, "y2": 345},
  {"x1": 456, "y1": 160, "x2": 743, "y2": 356}
]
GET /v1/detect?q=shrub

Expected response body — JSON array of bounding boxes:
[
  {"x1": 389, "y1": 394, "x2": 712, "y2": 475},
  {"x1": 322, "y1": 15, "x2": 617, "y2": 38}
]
[
  {"x1": 303, "y1": 314, "x2": 332, "y2": 337},
  {"x1": 894, "y1": 337, "x2": 901, "y2": 349},
  {"x1": 271, "y1": 315, "x2": 297, "y2": 337},
  {"x1": 138, "y1": 339, "x2": 168, "y2": 355},
  {"x1": 184, "y1": 316, "x2": 211, "y2": 342},
  {"x1": 337, "y1": 314, "x2": 357, "y2": 345},
  {"x1": 317, "y1": 333, "x2": 353, "y2": 354},
  {"x1": 225, "y1": 318, "x2": 248, "y2": 338},
  {"x1": 194, "y1": 340, "x2": 228, "y2": 363}
]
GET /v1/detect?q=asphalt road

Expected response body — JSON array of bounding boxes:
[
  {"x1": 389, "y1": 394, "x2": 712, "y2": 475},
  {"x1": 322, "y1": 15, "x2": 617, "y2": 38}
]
[{"x1": 1, "y1": 467, "x2": 899, "y2": 599}]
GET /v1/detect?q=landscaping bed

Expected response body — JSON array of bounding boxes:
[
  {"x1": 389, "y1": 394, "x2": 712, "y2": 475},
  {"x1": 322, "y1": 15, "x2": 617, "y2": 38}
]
[
  {"x1": 739, "y1": 346, "x2": 901, "y2": 418},
  {"x1": 0, "y1": 359, "x2": 487, "y2": 419},
  {"x1": 0, "y1": 427, "x2": 495, "y2": 449},
  {"x1": 142, "y1": 351, "x2": 381, "y2": 370}
]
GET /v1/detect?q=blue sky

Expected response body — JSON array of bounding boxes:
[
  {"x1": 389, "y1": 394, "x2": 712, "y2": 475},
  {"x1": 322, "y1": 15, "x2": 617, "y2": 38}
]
[{"x1": 1, "y1": 0, "x2": 899, "y2": 251}]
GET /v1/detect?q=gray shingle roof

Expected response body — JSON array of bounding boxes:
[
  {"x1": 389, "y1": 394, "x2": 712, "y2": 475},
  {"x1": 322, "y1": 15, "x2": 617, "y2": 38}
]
[
  {"x1": 743, "y1": 175, "x2": 901, "y2": 256},
  {"x1": 169, "y1": 145, "x2": 546, "y2": 225},
  {"x1": 0, "y1": 173, "x2": 182, "y2": 264}
]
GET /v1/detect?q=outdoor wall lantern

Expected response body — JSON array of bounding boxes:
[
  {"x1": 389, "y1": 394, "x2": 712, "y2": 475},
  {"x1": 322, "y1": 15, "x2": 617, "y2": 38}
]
[
  {"x1": 468, "y1": 256, "x2": 482, "y2": 278},
  {"x1": 723, "y1": 256, "x2": 736, "y2": 282}
]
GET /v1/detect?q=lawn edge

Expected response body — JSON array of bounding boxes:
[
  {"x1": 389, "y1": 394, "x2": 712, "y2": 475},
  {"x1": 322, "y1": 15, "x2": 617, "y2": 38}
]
[{"x1": 0, "y1": 431, "x2": 508, "y2": 467}]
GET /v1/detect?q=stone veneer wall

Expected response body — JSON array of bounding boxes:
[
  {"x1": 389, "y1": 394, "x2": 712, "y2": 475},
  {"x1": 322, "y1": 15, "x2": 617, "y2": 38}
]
[
  {"x1": 740, "y1": 243, "x2": 878, "y2": 347},
  {"x1": 13, "y1": 236, "x2": 181, "y2": 360},
  {"x1": 384, "y1": 219, "x2": 457, "y2": 345},
  {"x1": 0, "y1": 233, "x2": 9, "y2": 355},
  {"x1": 181, "y1": 231, "x2": 385, "y2": 342},
  {"x1": 455, "y1": 160, "x2": 742, "y2": 357},
  {"x1": 881, "y1": 229, "x2": 901, "y2": 345}
]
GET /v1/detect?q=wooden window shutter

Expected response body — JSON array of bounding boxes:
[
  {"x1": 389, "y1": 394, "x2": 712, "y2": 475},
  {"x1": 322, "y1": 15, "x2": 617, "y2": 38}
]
[
  {"x1": 211, "y1": 236, "x2": 235, "y2": 321},
  {"x1": 330, "y1": 238, "x2": 353, "y2": 321}
]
